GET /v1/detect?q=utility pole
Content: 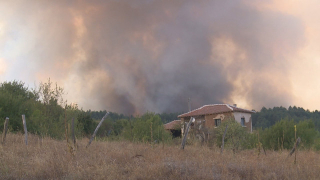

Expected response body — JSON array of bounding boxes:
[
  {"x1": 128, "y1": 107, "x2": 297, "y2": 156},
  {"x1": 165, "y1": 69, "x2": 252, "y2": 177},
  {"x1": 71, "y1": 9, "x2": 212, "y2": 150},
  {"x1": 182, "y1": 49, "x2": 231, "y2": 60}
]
[{"x1": 188, "y1": 98, "x2": 191, "y2": 112}]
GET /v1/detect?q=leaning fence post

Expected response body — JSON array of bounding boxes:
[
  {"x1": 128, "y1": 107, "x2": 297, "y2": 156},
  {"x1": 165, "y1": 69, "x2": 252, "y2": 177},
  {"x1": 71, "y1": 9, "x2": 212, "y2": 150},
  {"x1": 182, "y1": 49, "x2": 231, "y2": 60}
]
[
  {"x1": 180, "y1": 117, "x2": 195, "y2": 150},
  {"x1": 2, "y1": 117, "x2": 9, "y2": 144},
  {"x1": 22, "y1": 114, "x2": 28, "y2": 145},
  {"x1": 287, "y1": 137, "x2": 301, "y2": 160},
  {"x1": 86, "y1": 112, "x2": 109, "y2": 148}
]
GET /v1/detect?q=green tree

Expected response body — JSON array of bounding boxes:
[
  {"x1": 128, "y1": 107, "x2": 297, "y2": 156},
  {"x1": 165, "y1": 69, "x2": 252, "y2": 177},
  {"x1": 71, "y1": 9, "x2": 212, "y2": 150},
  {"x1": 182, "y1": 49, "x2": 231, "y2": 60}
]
[
  {"x1": 260, "y1": 119, "x2": 317, "y2": 150},
  {"x1": 121, "y1": 113, "x2": 171, "y2": 143},
  {"x1": 30, "y1": 78, "x2": 65, "y2": 138},
  {"x1": 77, "y1": 111, "x2": 95, "y2": 136},
  {"x1": 113, "y1": 119, "x2": 128, "y2": 136},
  {"x1": 0, "y1": 81, "x2": 38, "y2": 132},
  {"x1": 253, "y1": 106, "x2": 320, "y2": 131},
  {"x1": 215, "y1": 119, "x2": 254, "y2": 152}
]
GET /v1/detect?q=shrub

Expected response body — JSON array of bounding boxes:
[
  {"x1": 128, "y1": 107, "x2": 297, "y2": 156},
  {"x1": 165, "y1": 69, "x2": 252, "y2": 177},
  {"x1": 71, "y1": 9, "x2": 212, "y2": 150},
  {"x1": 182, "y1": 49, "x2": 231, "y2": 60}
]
[
  {"x1": 215, "y1": 119, "x2": 255, "y2": 151},
  {"x1": 121, "y1": 113, "x2": 171, "y2": 143},
  {"x1": 260, "y1": 119, "x2": 318, "y2": 150}
]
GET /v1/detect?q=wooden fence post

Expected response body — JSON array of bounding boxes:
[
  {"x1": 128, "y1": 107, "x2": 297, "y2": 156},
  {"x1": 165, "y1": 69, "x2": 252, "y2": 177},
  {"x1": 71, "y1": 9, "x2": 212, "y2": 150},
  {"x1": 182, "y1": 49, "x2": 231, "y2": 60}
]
[
  {"x1": 262, "y1": 143, "x2": 267, "y2": 156},
  {"x1": 64, "y1": 109, "x2": 69, "y2": 144},
  {"x1": 2, "y1": 117, "x2": 9, "y2": 144},
  {"x1": 86, "y1": 112, "x2": 109, "y2": 148},
  {"x1": 257, "y1": 130, "x2": 261, "y2": 156},
  {"x1": 72, "y1": 117, "x2": 76, "y2": 146},
  {"x1": 22, "y1": 115, "x2": 28, "y2": 145},
  {"x1": 180, "y1": 117, "x2": 195, "y2": 150},
  {"x1": 287, "y1": 137, "x2": 301, "y2": 160},
  {"x1": 150, "y1": 122, "x2": 153, "y2": 146},
  {"x1": 129, "y1": 118, "x2": 133, "y2": 142},
  {"x1": 221, "y1": 124, "x2": 228, "y2": 154}
]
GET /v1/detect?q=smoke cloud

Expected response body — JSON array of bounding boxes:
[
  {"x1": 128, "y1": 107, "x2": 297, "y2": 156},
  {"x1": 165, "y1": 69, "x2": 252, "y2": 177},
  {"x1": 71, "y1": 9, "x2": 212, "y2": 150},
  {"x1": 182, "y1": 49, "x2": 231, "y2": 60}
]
[{"x1": 0, "y1": 0, "x2": 312, "y2": 114}]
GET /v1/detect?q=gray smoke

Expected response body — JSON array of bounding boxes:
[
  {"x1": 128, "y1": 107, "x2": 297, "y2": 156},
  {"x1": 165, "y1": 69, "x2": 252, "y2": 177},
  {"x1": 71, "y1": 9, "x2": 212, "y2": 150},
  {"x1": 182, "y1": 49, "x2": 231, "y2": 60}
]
[{"x1": 0, "y1": 0, "x2": 305, "y2": 114}]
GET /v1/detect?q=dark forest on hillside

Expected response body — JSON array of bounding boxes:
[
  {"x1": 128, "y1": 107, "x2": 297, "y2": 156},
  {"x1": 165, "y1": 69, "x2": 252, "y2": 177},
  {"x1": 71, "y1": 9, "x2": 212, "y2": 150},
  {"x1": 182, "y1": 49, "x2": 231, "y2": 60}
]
[{"x1": 252, "y1": 106, "x2": 320, "y2": 130}]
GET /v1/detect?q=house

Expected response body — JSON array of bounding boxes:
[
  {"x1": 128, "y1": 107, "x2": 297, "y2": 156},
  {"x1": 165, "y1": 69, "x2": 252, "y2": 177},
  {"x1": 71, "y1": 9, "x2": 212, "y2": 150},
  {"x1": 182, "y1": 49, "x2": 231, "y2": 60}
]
[
  {"x1": 178, "y1": 104, "x2": 255, "y2": 136},
  {"x1": 164, "y1": 120, "x2": 181, "y2": 138}
]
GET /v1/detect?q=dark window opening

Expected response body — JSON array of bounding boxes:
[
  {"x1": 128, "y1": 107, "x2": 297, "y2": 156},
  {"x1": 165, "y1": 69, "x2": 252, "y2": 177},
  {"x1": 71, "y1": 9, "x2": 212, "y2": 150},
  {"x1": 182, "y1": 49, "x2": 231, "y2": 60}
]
[
  {"x1": 241, "y1": 117, "x2": 245, "y2": 126},
  {"x1": 215, "y1": 119, "x2": 221, "y2": 127},
  {"x1": 170, "y1": 129, "x2": 181, "y2": 138}
]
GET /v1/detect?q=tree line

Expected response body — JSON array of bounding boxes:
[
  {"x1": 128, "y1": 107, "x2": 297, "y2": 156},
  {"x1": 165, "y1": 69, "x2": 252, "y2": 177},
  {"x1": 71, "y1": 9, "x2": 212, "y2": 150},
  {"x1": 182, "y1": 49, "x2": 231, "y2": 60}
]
[
  {"x1": 1, "y1": 79, "x2": 319, "y2": 150},
  {"x1": 0, "y1": 80, "x2": 172, "y2": 142},
  {"x1": 252, "y1": 106, "x2": 320, "y2": 130}
]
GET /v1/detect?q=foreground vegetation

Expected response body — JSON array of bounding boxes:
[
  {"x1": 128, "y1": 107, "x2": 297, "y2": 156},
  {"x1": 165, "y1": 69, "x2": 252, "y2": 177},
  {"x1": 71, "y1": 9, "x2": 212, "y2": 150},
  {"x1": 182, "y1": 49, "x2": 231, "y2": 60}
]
[
  {"x1": 1, "y1": 79, "x2": 320, "y2": 179},
  {"x1": 1, "y1": 79, "x2": 320, "y2": 150},
  {"x1": 0, "y1": 133, "x2": 319, "y2": 180},
  {"x1": 0, "y1": 80, "x2": 176, "y2": 141}
]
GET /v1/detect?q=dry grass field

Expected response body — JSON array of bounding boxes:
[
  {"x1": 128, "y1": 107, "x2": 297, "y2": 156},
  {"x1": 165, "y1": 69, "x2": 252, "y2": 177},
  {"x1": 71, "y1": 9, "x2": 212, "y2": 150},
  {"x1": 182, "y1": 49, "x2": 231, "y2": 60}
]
[{"x1": 0, "y1": 133, "x2": 319, "y2": 180}]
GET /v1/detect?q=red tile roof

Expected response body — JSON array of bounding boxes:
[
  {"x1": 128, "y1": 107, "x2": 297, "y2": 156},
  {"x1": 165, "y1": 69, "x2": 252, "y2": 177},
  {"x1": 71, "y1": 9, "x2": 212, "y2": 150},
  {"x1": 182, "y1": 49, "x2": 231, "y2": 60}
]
[
  {"x1": 164, "y1": 120, "x2": 181, "y2": 130},
  {"x1": 178, "y1": 104, "x2": 255, "y2": 118}
]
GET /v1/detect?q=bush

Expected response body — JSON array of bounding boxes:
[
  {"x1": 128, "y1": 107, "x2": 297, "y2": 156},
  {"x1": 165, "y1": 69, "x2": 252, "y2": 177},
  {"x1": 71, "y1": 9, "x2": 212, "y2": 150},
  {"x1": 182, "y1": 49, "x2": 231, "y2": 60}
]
[
  {"x1": 215, "y1": 119, "x2": 255, "y2": 152},
  {"x1": 313, "y1": 138, "x2": 320, "y2": 151},
  {"x1": 121, "y1": 113, "x2": 172, "y2": 143},
  {"x1": 260, "y1": 119, "x2": 318, "y2": 150}
]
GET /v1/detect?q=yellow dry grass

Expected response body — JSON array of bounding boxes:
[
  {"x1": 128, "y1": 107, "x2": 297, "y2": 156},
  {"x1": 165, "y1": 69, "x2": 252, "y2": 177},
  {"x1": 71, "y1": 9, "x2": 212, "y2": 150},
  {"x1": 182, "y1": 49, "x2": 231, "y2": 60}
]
[{"x1": 0, "y1": 133, "x2": 319, "y2": 179}]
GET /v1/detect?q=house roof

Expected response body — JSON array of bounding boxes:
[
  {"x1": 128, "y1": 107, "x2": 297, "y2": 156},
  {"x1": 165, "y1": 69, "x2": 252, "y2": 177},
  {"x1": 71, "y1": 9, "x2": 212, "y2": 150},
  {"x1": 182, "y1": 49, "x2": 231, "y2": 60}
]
[
  {"x1": 164, "y1": 120, "x2": 181, "y2": 130},
  {"x1": 178, "y1": 104, "x2": 255, "y2": 118}
]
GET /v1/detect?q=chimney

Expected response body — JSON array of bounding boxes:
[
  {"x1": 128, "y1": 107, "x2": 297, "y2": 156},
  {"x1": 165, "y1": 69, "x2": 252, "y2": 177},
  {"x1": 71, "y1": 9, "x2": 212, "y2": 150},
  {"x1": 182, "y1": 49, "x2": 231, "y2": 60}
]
[{"x1": 233, "y1": 104, "x2": 237, "y2": 107}]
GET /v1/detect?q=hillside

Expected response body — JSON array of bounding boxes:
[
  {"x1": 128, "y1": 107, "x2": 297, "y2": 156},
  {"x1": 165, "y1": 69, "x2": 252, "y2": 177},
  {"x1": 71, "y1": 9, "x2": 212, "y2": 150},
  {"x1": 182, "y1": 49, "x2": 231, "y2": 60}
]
[{"x1": 252, "y1": 106, "x2": 320, "y2": 130}]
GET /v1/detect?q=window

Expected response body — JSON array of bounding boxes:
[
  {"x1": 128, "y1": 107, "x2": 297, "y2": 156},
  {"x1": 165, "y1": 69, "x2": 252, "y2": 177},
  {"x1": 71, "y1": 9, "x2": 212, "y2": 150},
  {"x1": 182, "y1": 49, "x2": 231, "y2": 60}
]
[
  {"x1": 215, "y1": 119, "x2": 221, "y2": 127},
  {"x1": 241, "y1": 117, "x2": 245, "y2": 126}
]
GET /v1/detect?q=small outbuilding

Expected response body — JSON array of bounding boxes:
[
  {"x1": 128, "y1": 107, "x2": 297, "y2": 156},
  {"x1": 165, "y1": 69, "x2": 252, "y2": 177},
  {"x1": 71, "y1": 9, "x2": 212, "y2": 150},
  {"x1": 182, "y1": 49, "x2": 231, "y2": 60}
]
[{"x1": 164, "y1": 120, "x2": 181, "y2": 138}]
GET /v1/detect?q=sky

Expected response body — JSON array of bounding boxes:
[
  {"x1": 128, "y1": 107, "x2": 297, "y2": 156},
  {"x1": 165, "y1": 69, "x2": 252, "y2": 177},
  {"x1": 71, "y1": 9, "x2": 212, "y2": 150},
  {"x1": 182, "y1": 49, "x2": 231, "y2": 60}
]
[{"x1": 0, "y1": 0, "x2": 320, "y2": 115}]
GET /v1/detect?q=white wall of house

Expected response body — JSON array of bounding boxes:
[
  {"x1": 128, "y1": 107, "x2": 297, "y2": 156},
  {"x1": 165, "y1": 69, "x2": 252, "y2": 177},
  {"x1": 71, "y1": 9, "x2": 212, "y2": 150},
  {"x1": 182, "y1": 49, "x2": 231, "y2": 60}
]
[{"x1": 233, "y1": 112, "x2": 252, "y2": 132}]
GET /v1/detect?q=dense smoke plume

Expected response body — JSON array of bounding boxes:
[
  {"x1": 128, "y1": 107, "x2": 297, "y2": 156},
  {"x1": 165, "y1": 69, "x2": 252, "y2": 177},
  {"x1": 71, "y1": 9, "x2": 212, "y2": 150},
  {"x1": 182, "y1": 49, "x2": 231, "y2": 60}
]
[{"x1": 0, "y1": 0, "x2": 312, "y2": 114}]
